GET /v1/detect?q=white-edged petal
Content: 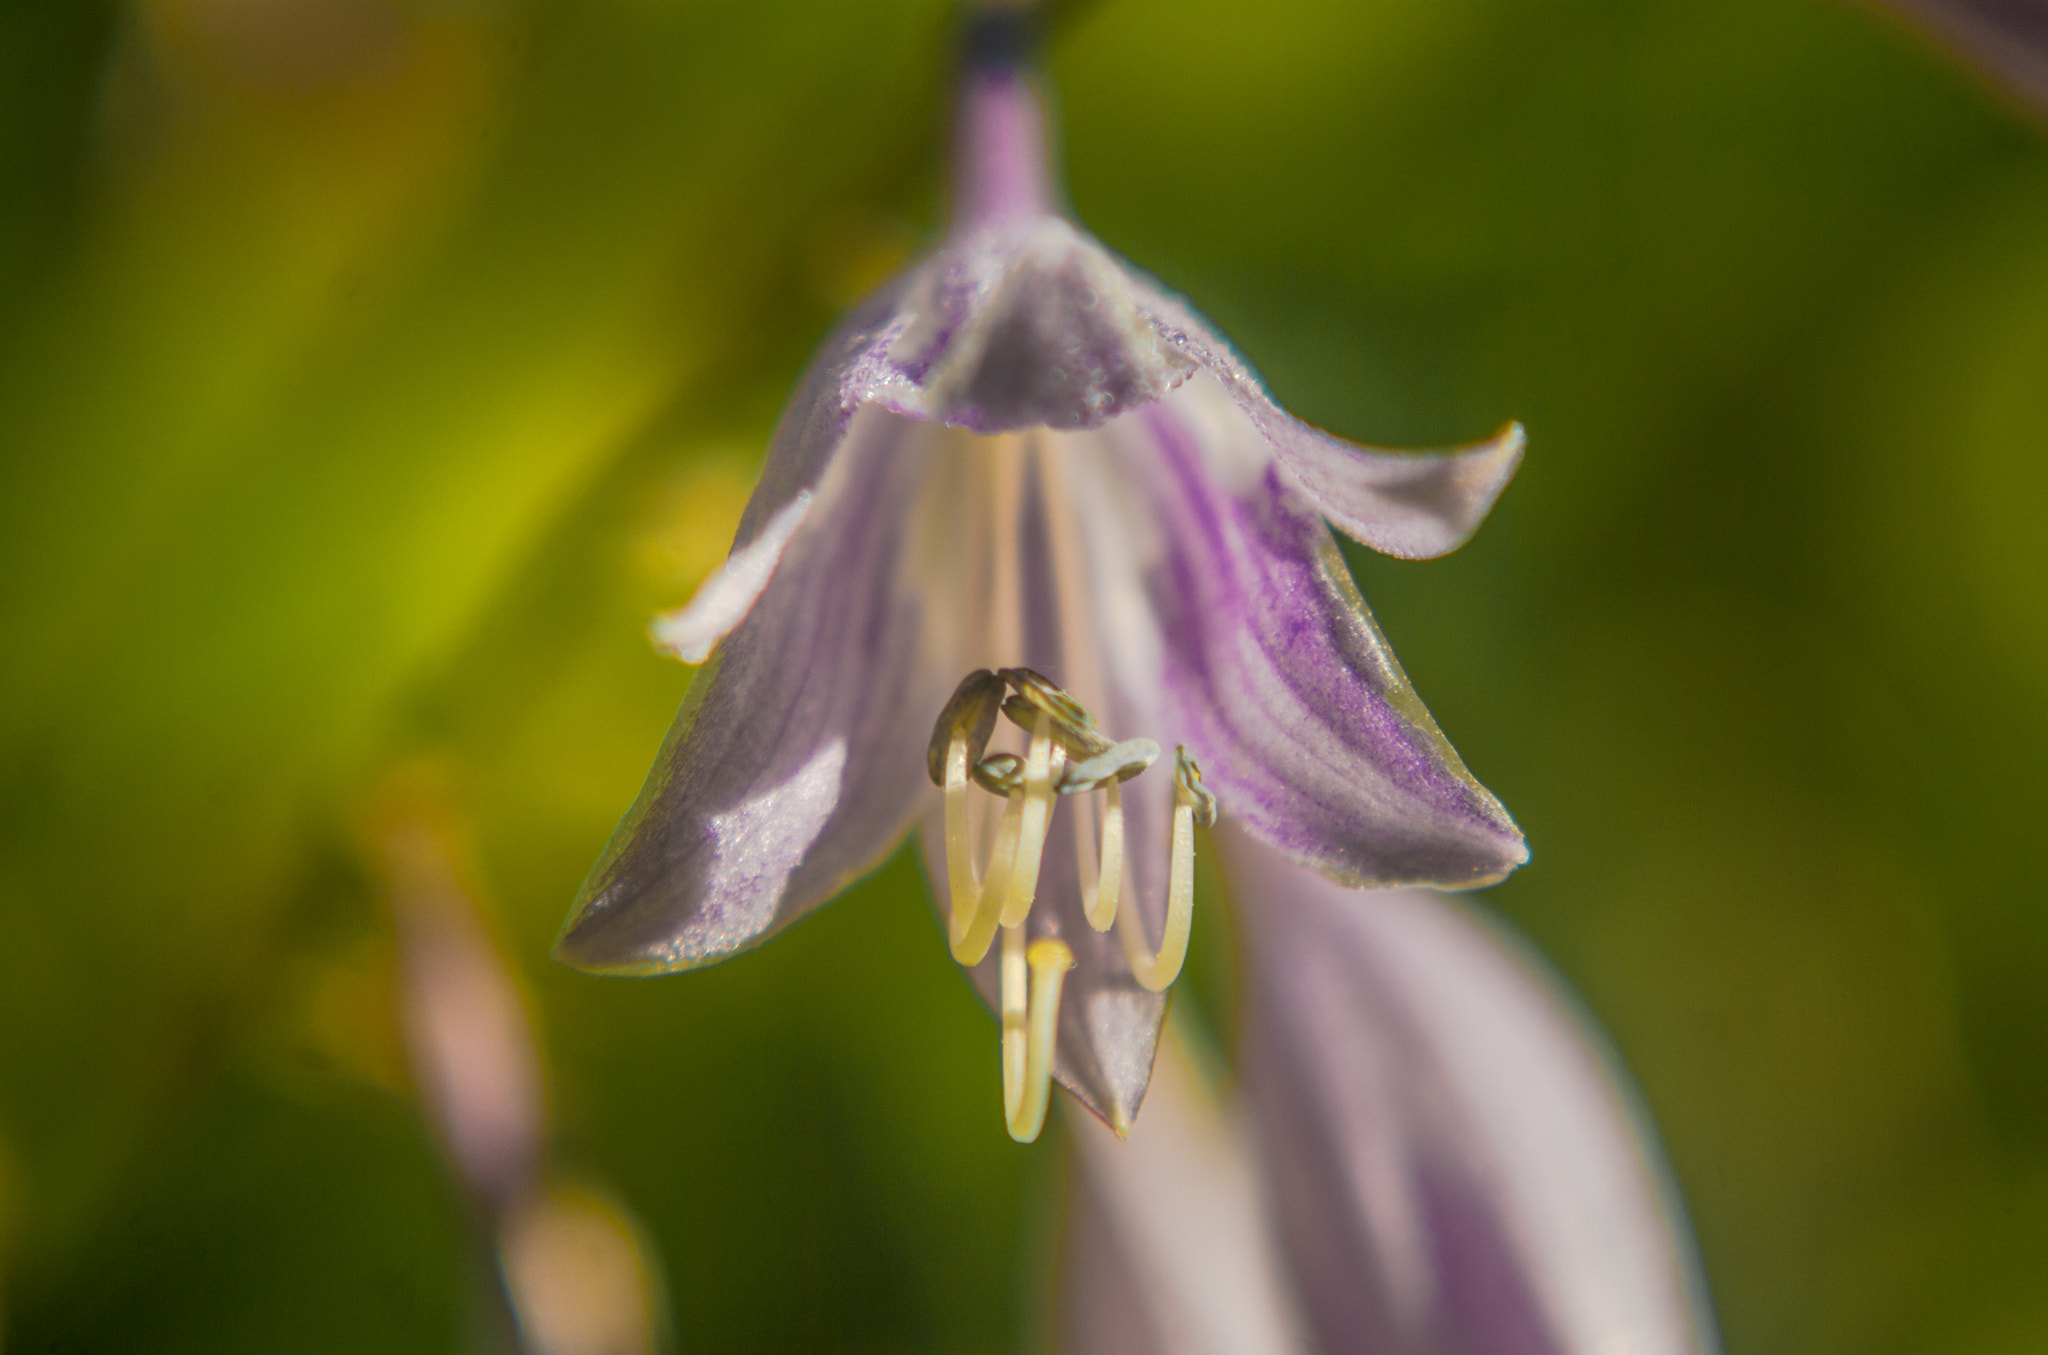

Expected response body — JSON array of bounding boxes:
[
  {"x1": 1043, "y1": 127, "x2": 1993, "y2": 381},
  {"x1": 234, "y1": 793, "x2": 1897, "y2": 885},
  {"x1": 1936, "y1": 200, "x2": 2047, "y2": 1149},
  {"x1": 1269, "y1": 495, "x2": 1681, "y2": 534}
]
[{"x1": 650, "y1": 491, "x2": 812, "y2": 663}]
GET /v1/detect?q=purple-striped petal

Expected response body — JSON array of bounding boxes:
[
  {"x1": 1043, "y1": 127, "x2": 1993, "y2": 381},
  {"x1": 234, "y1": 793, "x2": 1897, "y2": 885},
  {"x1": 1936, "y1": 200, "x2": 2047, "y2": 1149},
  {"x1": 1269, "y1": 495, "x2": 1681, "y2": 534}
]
[
  {"x1": 1136, "y1": 284, "x2": 1523, "y2": 560},
  {"x1": 853, "y1": 216, "x2": 1198, "y2": 434},
  {"x1": 1225, "y1": 826, "x2": 1717, "y2": 1355},
  {"x1": 1113, "y1": 377, "x2": 1526, "y2": 889},
  {"x1": 1059, "y1": 1038, "x2": 1309, "y2": 1355},
  {"x1": 556, "y1": 406, "x2": 947, "y2": 973}
]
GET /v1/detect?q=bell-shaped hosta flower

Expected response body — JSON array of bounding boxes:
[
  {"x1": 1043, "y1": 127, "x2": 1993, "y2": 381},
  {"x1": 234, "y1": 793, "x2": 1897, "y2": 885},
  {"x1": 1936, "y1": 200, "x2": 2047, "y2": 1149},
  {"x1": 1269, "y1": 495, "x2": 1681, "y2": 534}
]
[
  {"x1": 1063, "y1": 850, "x2": 1716, "y2": 1355},
  {"x1": 555, "y1": 23, "x2": 1526, "y2": 1137}
]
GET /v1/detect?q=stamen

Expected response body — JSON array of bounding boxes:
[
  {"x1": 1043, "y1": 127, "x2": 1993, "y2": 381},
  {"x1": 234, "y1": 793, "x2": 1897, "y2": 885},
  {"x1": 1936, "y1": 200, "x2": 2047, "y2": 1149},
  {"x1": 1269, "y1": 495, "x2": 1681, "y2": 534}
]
[
  {"x1": 1000, "y1": 921, "x2": 1027, "y2": 1122},
  {"x1": 943, "y1": 728, "x2": 1020, "y2": 967},
  {"x1": 1067, "y1": 739, "x2": 1154, "y2": 933},
  {"x1": 1116, "y1": 745, "x2": 1216, "y2": 993},
  {"x1": 1083, "y1": 777, "x2": 1124, "y2": 933},
  {"x1": 998, "y1": 710, "x2": 1064, "y2": 929},
  {"x1": 929, "y1": 668, "x2": 1211, "y2": 1137},
  {"x1": 998, "y1": 667, "x2": 1113, "y2": 758},
  {"x1": 931, "y1": 673, "x2": 1065, "y2": 967},
  {"x1": 1032, "y1": 434, "x2": 1121, "y2": 980},
  {"x1": 972, "y1": 752, "x2": 1024, "y2": 796},
  {"x1": 987, "y1": 436, "x2": 1026, "y2": 661},
  {"x1": 927, "y1": 669, "x2": 1004, "y2": 788},
  {"x1": 1003, "y1": 930, "x2": 1074, "y2": 1143},
  {"x1": 1059, "y1": 737, "x2": 1158, "y2": 795}
]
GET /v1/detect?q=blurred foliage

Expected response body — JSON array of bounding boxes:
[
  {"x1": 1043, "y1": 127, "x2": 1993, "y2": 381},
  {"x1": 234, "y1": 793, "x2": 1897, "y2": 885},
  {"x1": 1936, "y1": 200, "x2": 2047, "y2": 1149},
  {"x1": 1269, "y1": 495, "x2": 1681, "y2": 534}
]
[{"x1": 0, "y1": 0, "x2": 2044, "y2": 1351}]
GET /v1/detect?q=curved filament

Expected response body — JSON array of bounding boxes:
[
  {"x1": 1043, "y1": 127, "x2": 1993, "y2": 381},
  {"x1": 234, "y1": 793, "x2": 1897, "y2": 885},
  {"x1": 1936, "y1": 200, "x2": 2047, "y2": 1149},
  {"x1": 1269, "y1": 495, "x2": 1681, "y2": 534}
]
[
  {"x1": 1081, "y1": 778, "x2": 1125, "y2": 932},
  {"x1": 1115, "y1": 791, "x2": 1198, "y2": 993},
  {"x1": 1002, "y1": 928, "x2": 1074, "y2": 1143}
]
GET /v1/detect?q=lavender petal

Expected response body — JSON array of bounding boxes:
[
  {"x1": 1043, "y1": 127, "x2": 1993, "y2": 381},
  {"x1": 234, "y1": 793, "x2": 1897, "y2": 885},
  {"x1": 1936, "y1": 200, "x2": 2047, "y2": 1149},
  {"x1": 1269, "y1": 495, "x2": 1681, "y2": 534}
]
[
  {"x1": 1117, "y1": 378, "x2": 1527, "y2": 890},
  {"x1": 1136, "y1": 283, "x2": 1523, "y2": 559},
  {"x1": 1226, "y1": 826, "x2": 1718, "y2": 1355},
  {"x1": 855, "y1": 217, "x2": 1197, "y2": 434},
  {"x1": 1059, "y1": 1038, "x2": 1310, "y2": 1355},
  {"x1": 555, "y1": 408, "x2": 946, "y2": 972}
]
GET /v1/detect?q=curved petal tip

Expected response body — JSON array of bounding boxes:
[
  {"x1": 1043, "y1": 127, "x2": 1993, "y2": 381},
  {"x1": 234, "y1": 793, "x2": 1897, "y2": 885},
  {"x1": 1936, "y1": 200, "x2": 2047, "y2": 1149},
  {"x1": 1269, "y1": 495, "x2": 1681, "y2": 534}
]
[{"x1": 1272, "y1": 419, "x2": 1525, "y2": 562}]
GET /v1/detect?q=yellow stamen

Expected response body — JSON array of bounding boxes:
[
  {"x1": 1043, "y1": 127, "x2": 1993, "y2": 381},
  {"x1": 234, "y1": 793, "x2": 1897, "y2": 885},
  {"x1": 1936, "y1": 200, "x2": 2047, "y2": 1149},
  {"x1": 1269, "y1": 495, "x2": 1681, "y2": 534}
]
[
  {"x1": 944, "y1": 711, "x2": 1064, "y2": 965},
  {"x1": 1082, "y1": 777, "x2": 1124, "y2": 932},
  {"x1": 1004, "y1": 934, "x2": 1074, "y2": 1143},
  {"x1": 1115, "y1": 747, "x2": 1212, "y2": 993},
  {"x1": 929, "y1": 667, "x2": 1220, "y2": 1139},
  {"x1": 944, "y1": 728, "x2": 1024, "y2": 967},
  {"x1": 1117, "y1": 797, "x2": 1195, "y2": 992},
  {"x1": 998, "y1": 711, "x2": 1063, "y2": 929},
  {"x1": 1000, "y1": 921, "x2": 1028, "y2": 1119}
]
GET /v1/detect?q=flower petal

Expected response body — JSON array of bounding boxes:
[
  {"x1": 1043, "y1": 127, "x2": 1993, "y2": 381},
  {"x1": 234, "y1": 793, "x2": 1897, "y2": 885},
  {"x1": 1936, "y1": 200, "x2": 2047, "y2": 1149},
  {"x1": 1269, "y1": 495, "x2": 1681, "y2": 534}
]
[
  {"x1": 856, "y1": 217, "x2": 1197, "y2": 433},
  {"x1": 555, "y1": 406, "x2": 946, "y2": 973},
  {"x1": 1059, "y1": 1034, "x2": 1310, "y2": 1355},
  {"x1": 1136, "y1": 284, "x2": 1522, "y2": 559},
  {"x1": 1224, "y1": 826, "x2": 1718, "y2": 1355},
  {"x1": 1115, "y1": 377, "x2": 1527, "y2": 889},
  {"x1": 649, "y1": 491, "x2": 812, "y2": 663}
]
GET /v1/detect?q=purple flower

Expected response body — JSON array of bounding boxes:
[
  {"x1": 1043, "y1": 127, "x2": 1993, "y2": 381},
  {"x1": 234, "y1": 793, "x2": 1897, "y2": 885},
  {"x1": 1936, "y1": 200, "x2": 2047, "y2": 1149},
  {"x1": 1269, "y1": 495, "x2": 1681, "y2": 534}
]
[
  {"x1": 555, "y1": 24, "x2": 1526, "y2": 1139},
  {"x1": 1064, "y1": 858, "x2": 1717, "y2": 1355}
]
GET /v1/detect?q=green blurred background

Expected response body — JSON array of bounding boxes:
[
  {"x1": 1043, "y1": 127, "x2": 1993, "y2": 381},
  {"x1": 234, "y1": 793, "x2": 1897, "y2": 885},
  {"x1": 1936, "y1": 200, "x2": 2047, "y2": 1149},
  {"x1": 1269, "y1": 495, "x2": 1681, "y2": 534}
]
[{"x1": 3, "y1": 0, "x2": 2045, "y2": 1350}]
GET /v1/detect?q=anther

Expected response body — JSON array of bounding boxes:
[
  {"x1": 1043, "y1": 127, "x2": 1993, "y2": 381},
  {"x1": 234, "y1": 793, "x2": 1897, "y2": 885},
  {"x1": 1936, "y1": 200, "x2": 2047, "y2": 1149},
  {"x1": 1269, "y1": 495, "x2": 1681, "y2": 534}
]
[
  {"x1": 997, "y1": 668, "x2": 1094, "y2": 738},
  {"x1": 927, "y1": 669, "x2": 1005, "y2": 787},
  {"x1": 1059, "y1": 737, "x2": 1158, "y2": 795},
  {"x1": 972, "y1": 752, "x2": 1024, "y2": 796},
  {"x1": 998, "y1": 668, "x2": 1113, "y2": 759},
  {"x1": 1175, "y1": 746, "x2": 1219, "y2": 829}
]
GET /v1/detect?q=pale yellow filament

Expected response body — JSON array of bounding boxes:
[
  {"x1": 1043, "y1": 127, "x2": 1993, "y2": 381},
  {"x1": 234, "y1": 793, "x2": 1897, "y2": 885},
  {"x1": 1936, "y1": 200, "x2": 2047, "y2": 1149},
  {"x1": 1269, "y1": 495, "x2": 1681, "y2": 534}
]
[
  {"x1": 944, "y1": 731, "x2": 1024, "y2": 967},
  {"x1": 999, "y1": 712, "x2": 1064, "y2": 928},
  {"x1": 999, "y1": 921, "x2": 1028, "y2": 1119},
  {"x1": 1082, "y1": 778, "x2": 1125, "y2": 932},
  {"x1": 1035, "y1": 433, "x2": 1116, "y2": 922},
  {"x1": 987, "y1": 434, "x2": 1026, "y2": 663},
  {"x1": 943, "y1": 716, "x2": 1066, "y2": 965},
  {"x1": 1003, "y1": 932, "x2": 1074, "y2": 1143},
  {"x1": 971, "y1": 434, "x2": 1029, "y2": 867},
  {"x1": 1116, "y1": 796, "x2": 1198, "y2": 993}
]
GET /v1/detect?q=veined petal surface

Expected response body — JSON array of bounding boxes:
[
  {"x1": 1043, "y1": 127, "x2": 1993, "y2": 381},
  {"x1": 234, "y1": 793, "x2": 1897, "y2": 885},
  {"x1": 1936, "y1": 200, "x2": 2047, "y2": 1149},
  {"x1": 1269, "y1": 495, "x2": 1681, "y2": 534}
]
[
  {"x1": 855, "y1": 217, "x2": 1197, "y2": 433},
  {"x1": 1225, "y1": 827, "x2": 1716, "y2": 1355},
  {"x1": 1136, "y1": 283, "x2": 1523, "y2": 560},
  {"x1": 556, "y1": 407, "x2": 946, "y2": 972},
  {"x1": 1120, "y1": 377, "x2": 1526, "y2": 889}
]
